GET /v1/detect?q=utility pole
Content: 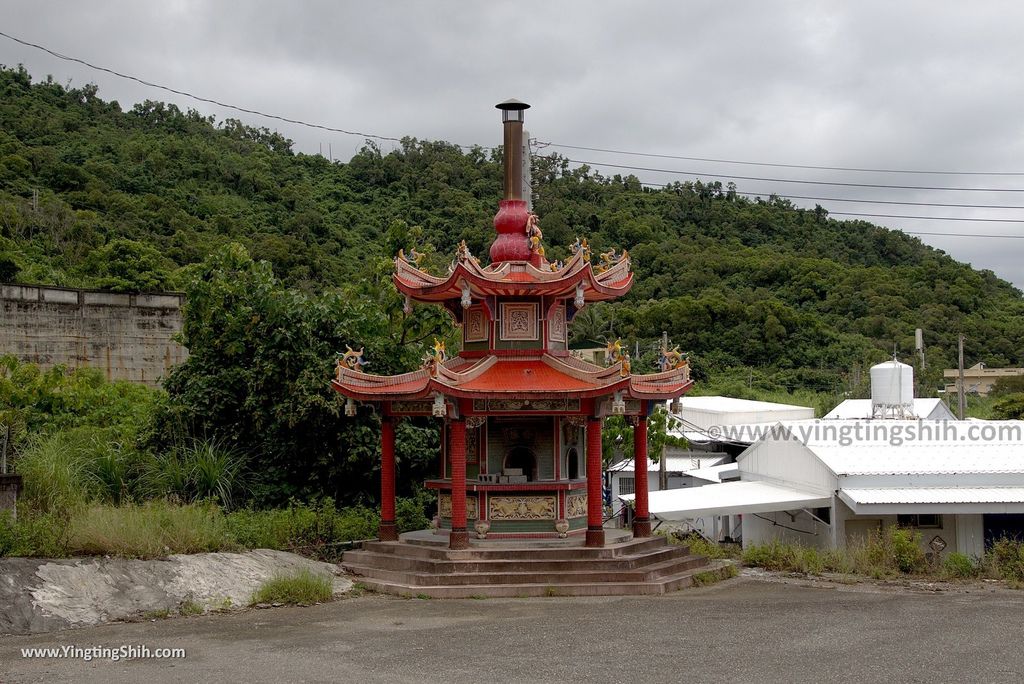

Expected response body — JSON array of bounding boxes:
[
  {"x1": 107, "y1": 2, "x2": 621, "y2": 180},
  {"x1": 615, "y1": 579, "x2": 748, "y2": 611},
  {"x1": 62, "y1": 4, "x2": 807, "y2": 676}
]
[{"x1": 958, "y1": 334, "x2": 966, "y2": 420}]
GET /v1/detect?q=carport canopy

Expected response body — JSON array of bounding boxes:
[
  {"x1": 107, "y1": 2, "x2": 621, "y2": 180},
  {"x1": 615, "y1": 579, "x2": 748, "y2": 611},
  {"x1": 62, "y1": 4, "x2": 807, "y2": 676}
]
[{"x1": 620, "y1": 481, "x2": 831, "y2": 521}]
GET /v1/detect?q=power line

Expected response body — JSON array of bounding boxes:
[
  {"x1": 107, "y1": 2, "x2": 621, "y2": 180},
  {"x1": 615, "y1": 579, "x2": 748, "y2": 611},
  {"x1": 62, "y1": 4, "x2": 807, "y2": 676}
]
[
  {"x1": 4, "y1": 28, "x2": 1019, "y2": 186},
  {"x1": 0, "y1": 30, "x2": 482, "y2": 149},
  {"x1": 538, "y1": 141, "x2": 1024, "y2": 177},
  {"x1": 566, "y1": 158, "x2": 1024, "y2": 193},
  {"x1": 637, "y1": 183, "x2": 1024, "y2": 211},
  {"x1": 828, "y1": 211, "x2": 1023, "y2": 223},
  {"x1": 4, "y1": 30, "x2": 1024, "y2": 244},
  {"x1": 609, "y1": 178, "x2": 1024, "y2": 238},
  {"x1": 902, "y1": 231, "x2": 1024, "y2": 239}
]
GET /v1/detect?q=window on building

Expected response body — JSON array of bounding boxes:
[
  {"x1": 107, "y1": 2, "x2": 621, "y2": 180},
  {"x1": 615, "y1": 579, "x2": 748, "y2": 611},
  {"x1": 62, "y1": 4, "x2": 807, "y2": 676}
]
[
  {"x1": 897, "y1": 514, "x2": 942, "y2": 529},
  {"x1": 618, "y1": 477, "x2": 635, "y2": 495}
]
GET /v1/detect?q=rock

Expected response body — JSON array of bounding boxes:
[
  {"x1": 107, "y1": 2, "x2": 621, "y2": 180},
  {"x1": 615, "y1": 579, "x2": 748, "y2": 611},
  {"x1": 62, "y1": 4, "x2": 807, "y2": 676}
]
[{"x1": 0, "y1": 550, "x2": 353, "y2": 635}]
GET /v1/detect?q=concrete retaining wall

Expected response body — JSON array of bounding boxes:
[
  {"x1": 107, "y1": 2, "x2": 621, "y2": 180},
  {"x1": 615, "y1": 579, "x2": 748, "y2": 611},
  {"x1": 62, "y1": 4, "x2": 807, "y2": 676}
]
[{"x1": 0, "y1": 283, "x2": 188, "y2": 388}]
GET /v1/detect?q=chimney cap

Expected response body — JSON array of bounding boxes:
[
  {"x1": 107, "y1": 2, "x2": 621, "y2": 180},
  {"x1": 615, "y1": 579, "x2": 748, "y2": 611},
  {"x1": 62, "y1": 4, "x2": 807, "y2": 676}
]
[{"x1": 495, "y1": 98, "x2": 531, "y2": 112}]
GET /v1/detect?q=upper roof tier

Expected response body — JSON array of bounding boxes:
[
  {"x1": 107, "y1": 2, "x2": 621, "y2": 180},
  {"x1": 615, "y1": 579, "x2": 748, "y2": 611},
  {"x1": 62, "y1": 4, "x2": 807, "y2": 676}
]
[
  {"x1": 333, "y1": 353, "x2": 692, "y2": 402},
  {"x1": 394, "y1": 236, "x2": 632, "y2": 304}
]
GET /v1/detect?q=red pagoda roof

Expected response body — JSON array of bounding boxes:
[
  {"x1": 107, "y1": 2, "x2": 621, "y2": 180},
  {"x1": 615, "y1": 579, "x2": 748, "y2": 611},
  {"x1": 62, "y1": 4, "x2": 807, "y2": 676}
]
[
  {"x1": 332, "y1": 354, "x2": 691, "y2": 402},
  {"x1": 394, "y1": 248, "x2": 632, "y2": 304}
]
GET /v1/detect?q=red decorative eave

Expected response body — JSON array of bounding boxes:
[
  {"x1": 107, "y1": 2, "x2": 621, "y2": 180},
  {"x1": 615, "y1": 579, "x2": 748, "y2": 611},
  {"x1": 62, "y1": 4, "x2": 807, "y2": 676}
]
[
  {"x1": 393, "y1": 247, "x2": 632, "y2": 305},
  {"x1": 332, "y1": 354, "x2": 691, "y2": 403}
]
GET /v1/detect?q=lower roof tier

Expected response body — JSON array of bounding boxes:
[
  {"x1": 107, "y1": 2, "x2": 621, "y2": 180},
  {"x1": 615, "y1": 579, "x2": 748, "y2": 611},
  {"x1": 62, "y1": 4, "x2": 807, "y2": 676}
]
[{"x1": 332, "y1": 353, "x2": 692, "y2": 403}]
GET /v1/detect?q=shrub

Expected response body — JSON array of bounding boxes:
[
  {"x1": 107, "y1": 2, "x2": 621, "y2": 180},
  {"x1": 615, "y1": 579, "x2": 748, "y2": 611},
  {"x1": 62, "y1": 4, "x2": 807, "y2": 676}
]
[
  {"x1": 66, "y1": 501, "x2": 235, "y2": 558},
  {"x1": 250, "y1": 569, "x2": 333, "y2": 606},
  {"x1": 943, "y1": 552, "x2": 979, "y2": 579},
  {"x1": 0, "y1": 509, "x2": 70, "y2": 557},
  {"x1": 395, "y1": 489, "x2": 433, "y2": 533},
  {"x1": 742, "y1": 541, "x2": 798, "y2": 571},
  {"x1": 988, "y1": 539, "x2": 1024, "y2": 582},
  {"x1": 861, "y1": 526, "x2": 926, "y2": 575},
  {"x1": 888, "y1": 527, "x2": 927, "y2": 574},
  {"x1": 226, "y1": 499, "x2": 378, "y2": 559}
]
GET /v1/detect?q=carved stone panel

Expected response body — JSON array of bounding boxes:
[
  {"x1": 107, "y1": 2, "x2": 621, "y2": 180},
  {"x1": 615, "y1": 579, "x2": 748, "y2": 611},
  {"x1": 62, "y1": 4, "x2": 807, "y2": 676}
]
[
  {"x1": 465, "y1": 306, "x2": 488, "y2": 343},
  {"x1": 488, "y1": 495, "x2": 556, "y2": 521},
  {"x1": 500, "y1": 302, "x2": 539, "y2": 341},
  {"x1": 439, "y1": 493, "x2": 478, "y2": 519},
  {"x1": 473, "y1": 398, "x2": 581, "y2": 412},
  {"x1": 549, "y1": 305, "x2": 567, "y2": 343},
  {"x1": 392, "y1": 400, "x2": 434, "y2": 414},
  {"x1": 566, "y1": 494, "x2": 588, "y2": 518}
]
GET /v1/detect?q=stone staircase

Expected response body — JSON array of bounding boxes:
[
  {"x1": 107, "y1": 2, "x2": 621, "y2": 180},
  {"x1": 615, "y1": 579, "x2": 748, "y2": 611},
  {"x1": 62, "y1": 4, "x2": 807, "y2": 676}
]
[{"x1": 341, "y1": 532, "x2": 733, "y2": 598}]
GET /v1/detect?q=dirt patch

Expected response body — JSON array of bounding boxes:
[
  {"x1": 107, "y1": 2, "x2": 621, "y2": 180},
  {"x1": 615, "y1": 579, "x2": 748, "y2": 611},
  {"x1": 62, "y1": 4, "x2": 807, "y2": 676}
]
[{"x1": 740, "y1": 566, "x2": 1020, "y2": 596}]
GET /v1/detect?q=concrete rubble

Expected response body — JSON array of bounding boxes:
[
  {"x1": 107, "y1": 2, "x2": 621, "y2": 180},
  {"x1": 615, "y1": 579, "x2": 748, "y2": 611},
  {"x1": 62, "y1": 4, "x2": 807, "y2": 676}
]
[{"x1": 0, "y1": 549, "x2": 352, "y2": 635}]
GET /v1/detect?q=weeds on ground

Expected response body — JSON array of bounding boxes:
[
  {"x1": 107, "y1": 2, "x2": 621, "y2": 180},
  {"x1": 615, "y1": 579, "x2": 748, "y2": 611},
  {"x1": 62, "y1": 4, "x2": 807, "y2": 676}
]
[
  {"x1": 664, "y1": 531, "x2": 740, "y2": 560},
  {"x1": 736, "y1": 529, "x2": 1024, "y2": 584},
  {"x1": 67, "y1": 500, "x2": 236, "y2": 558},
  {"x1": 250, "y1": 569, "x2": 333, "y2": 606},
  {"x1": 179, "y1": 599, "x2": 204, "y2": 616},
  {"x1": 691, "y1": 565, "x2": 738, "y2": 587}
]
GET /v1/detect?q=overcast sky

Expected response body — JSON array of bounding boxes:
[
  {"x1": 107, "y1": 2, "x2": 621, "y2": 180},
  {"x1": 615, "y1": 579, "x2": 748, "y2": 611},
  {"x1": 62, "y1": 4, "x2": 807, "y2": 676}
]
[{"x1": 2, "y1": 1, "x2": 1023, "y2": 288}]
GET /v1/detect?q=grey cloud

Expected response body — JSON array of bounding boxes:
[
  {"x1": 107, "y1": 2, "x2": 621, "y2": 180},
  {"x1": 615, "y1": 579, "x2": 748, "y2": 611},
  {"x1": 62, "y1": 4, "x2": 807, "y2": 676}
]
[{"x1": 0, "y1": 0, "x2": 1021, "y2": 286}]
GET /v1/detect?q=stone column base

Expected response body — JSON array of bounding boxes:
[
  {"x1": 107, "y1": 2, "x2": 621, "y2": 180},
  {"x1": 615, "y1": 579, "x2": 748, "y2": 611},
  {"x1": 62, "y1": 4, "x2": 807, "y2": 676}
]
[
  {"x1": 449, "y1": 529, "x2": 470, "y2": 550},
  {"x1": 378, "y1": 521, "x2": 398, "y2": 542},
  {"x1": 632, "y1": 518, "x2": 652, "y2": 538},
  {"x1": 585, "y1": 528, "x2": 605, "y2": 548}
]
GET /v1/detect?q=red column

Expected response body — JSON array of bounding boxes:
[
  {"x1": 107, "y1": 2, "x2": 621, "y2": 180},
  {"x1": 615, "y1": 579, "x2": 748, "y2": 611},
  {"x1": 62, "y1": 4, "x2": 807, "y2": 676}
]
[
  {"x1": 632, "y1": 416, "x2": 651, "y2": 537},
  {"x1": 448, "y1": 418, "x2": 469, "y2": 550},
  {"x1": 585, "y1": 416, "x2": 605, "y2": 547},
  {"x1": 379, "y1": 416, "x2": 398, "y2": 541}
]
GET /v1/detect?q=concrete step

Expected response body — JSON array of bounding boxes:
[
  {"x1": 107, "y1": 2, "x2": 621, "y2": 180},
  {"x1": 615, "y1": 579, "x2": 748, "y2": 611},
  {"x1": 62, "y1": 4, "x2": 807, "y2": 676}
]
[
  {"x1": 341, "y1": 545, "x2": 692, "y2": 575},
  {"x1": 357, "y1": 535, "x2": 673, "y2": 562},
  {"x1": 343, "y1": 554, "x2": 709, "y2": 587},
  {"x1": 351, "y1": 561, "x2": 736, "y2": 598}
]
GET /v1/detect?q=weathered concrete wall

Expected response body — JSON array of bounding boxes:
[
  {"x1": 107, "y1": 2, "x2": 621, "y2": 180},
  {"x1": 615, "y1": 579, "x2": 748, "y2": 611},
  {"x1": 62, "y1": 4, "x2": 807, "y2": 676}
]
[{"x1": 0, "y1": 283, "x2": 187, "y2": 387}]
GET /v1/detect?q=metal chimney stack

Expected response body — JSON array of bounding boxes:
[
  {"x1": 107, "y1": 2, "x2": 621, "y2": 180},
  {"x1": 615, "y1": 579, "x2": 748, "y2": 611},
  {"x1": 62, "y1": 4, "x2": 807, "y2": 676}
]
[{"x1": 496, "y1": 99, "x2": 530, "y2": 201}]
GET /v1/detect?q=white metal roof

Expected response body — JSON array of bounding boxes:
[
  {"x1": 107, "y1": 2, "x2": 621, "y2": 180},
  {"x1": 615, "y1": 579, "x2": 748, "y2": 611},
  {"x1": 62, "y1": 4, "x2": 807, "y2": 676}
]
[
  {"x1": 675, "y1": 396, "x2": 815, "y2": 432},
  {"x1": 822, "y1": 398, "x2": 956, "y2": 421},
  {"x1": 683, "y1": 462, "x2": 740, "y2": 483},
  {"x1": 839, "y1": 487, "x2": 1024, "y2": 514},
  {"x1": 842, "y1": 487, "x2": 1024, "y2": 505},
  {"x1": 619, "y1": 480, "x2": 830, "y2": 520},
  {"x1": 770, "y1": 420, "x2": 1024, "y2": 476},
  {"x1": 607, "y1": 455, "x2": 709, "y2": 474}
]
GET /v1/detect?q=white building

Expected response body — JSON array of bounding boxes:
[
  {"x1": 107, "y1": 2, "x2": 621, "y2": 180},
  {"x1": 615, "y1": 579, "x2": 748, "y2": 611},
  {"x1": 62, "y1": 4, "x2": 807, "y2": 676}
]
[
  {"x1": 672, "y1": 395, "x2": 816, "y2": 450},
  {"x1": 824, "y1": 398, "x2": 957, "y2": 421},
  {"x1": 630, "y1": 419, "x2": 1024, "y2": 558}
]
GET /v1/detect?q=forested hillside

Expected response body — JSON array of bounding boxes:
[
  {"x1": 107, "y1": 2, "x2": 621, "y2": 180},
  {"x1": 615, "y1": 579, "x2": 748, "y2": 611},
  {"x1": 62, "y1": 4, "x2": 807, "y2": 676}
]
[{"x1": 2, "y1": 64, "x2": 1022, "y2": 393}]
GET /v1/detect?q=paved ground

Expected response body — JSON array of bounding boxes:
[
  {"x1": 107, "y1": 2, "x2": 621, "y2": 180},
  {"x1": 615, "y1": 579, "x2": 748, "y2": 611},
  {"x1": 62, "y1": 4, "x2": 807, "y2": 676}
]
[{"x1": 2, "y1": 575, "x2": 1023, "y2": 683}]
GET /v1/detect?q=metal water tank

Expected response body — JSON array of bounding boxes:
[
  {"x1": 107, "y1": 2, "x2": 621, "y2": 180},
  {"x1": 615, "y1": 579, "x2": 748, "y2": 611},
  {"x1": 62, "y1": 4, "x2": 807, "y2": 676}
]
[{"x1": 870, "y1": 359, "x2": 914, "y2": 416}]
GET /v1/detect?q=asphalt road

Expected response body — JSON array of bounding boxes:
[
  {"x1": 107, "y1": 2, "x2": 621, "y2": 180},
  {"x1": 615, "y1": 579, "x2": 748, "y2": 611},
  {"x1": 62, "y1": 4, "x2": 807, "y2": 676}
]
[{"x1": 2, "y1": 576, "x2": 1023, "y2": 684}]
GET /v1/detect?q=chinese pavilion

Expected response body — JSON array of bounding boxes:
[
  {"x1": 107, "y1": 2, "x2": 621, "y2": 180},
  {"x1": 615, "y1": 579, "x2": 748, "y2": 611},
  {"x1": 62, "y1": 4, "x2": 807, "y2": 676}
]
[{"x1": 332, "y1": 100, "x2": 693, "y2": 551}]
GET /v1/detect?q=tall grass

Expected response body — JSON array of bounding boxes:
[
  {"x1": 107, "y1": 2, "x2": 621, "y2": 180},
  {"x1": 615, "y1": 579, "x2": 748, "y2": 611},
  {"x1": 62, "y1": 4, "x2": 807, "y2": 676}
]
[
  {"x1": 742, "y1": 527, "x2": 928, "y2": 578},
  {"x1": 250, "y1": 569, "x2": 333, "y2": 606},
  {"x1": 141, "y1": 438, "x2": 247, "y2": 508},
  {"x1": 67, "y1": 501, "x2": 236, "y2": 558}
]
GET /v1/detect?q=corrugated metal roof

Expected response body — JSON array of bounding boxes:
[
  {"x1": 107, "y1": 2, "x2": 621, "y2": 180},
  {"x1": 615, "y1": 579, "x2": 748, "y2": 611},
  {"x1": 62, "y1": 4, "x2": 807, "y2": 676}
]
[
  {"x1": 621, "y1": 480, "x2": 830, "y2": 520},
  {"x1": 842, "y1": 487, "x2": 1024, "y2": 505},
  {"x1": 770, "y1": 420, "x2": 1024, "y2": 476},
  {"x1": 822, "y1": 398, "x2": 955, "y2": 420},
  {"x1": 680, "y1": 396, "x2": 815, "y2": 413}
]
